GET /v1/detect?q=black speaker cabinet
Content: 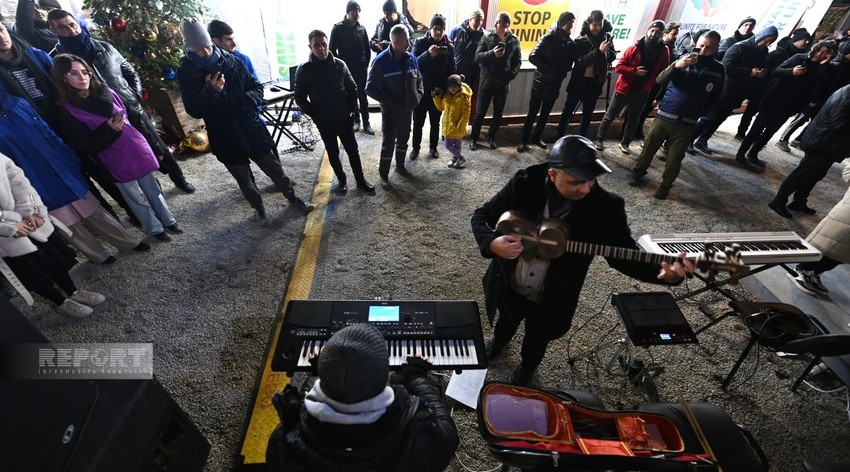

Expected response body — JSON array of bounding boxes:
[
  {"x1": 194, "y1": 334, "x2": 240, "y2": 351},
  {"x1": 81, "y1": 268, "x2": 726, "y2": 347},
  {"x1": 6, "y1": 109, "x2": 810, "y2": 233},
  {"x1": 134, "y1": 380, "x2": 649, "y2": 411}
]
[{"x1": 0, "y1": 378, "x2": 210, "y2": 471}]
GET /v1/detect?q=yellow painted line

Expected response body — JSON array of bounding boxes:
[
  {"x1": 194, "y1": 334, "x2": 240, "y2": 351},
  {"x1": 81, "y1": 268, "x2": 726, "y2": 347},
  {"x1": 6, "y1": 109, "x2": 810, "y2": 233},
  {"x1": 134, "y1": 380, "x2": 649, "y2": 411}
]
[{"x1": 239, "y1": 152, "x2": 334, "y2": 465}]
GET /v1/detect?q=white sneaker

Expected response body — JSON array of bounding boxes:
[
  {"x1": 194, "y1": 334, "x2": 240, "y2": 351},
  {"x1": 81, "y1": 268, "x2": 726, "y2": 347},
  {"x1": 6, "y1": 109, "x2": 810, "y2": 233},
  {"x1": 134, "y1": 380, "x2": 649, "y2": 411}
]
[
  {"x1": 71, "y1": 290, "x2": 106, "y2": 306},
  {"x1": 618, "y1": 142, "x2": 631, "y2": 155},
  {"x1": 58, "y1": 299, "x2": 94, "y2": 318},
  {"x1": 786, "y1": 272, "x2": 816, "y2": 295},
  {"x1": 799, "y1": 268, "x2": 829, "y2": 293}
]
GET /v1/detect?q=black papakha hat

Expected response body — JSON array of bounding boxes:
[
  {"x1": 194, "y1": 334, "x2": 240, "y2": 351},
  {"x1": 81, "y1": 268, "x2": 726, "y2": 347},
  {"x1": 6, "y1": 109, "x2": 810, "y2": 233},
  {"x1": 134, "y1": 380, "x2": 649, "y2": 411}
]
[{"x1": 548, "y1": 135, "x2": 612, "y2": 181}]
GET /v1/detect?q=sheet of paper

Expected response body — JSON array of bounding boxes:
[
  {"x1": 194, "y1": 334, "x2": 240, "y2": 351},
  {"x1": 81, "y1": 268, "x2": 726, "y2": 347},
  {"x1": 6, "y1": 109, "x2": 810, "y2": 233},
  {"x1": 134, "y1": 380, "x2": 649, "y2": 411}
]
[{"x1": 445, "y1": 368, "x2": 487, "y2": 409}]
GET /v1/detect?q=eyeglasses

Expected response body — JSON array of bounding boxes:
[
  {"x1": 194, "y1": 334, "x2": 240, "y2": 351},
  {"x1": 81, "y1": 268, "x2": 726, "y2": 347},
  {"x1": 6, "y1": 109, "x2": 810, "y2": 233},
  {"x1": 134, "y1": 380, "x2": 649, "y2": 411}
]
[{"x1": 66, "y1": 70, "x2": 91, "y2": 78}]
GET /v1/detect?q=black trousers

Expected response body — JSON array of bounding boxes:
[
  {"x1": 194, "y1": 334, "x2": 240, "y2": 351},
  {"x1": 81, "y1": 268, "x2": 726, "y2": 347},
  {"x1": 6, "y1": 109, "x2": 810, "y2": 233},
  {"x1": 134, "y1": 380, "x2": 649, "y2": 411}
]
[
  {"x1": 773, "y1": 153, "x2": 835, "y2": 206},
  {"x1": 4, "y1": 232, "x2": 78, "y2": 305},
  {"x1": 412, "y1": 94, "x2": 442, "y2": 151},
  {"x1": 692, "y1": 91, "x2": 745, "y2": 144},
  {"x1": 379, "y1": 109, "x2": 413, "y2": 177},
  {"x1": 315, "y1": 118, "x2": 367, "y2": 184},
  {"x1": 737, "y1": 108, "x2": 793, "y2": 157},
  {"x1": 736, "y1": 86, "x2": 765, "y2": 136},
  {"x1": 471, "y1": 84, "x2": 509, "y2": 141},
  {"x1": 492, "y1": 287, "x2": 569, "y2": 370},
  {"x1": 558, "y1": 78, "x2": 603, "y2": 137},
  {"x1": 799, "y1": 256, "x2": 840, "y2": 274},
  {"x1": 351, "y1": 68, "x2": 371, "y2": 125},
  {"x1": 521, "y1": 90, "x2": 558, "y2": 144}
]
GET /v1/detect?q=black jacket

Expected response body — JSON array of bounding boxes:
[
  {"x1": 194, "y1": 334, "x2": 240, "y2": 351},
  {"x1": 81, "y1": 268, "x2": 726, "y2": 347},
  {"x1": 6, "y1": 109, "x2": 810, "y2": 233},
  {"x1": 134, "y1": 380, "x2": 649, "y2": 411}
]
[
  {"x1": 412, "y1": 33, "x2": 456, "y2": 94},
  {"x1": 12, "y1": 0, "x2": 58, "y2": 54},
  {"x1": 177, "y1": 49, "x2": 273, "y2": 165},
  {"x1": 474, "y1": 30, "x2": 522, "y2": 91},
  {"x1": 566, "y1": 20, "x2": 615, "y2": 93},
  {"x1": 329, "y1": 19, "x2": 371, "y2": 74},
  {"x1": 294, "y1": 52, "x2": 358, "y2": 127},
  {"x1": 370, "y1": 15, "x2": 414, "y2": 53},
  {"x1": 529, "y1": 27, "x2": 576, "y2": 96},
  {"x1": 720, "y1": 37, "x2": 768, "y2": 100},
  {"x1": 471, "y1": 163, "x2": 664, "y2": 336},
  {"x1": 761, "y1": 53, "x2": 828, "y2": 116},
  {"x1": 801, "y1": 84, "x2": 850, "y2": 162},
  {"x1": 448, "y1": 19, "x2": 484, "y2": 77},
  {"x1": 717, "y1": 30, "x2": 753, "y2": 61},
  {"x1": 265, "y1": 360, "x2": 458, "y2": 472}
]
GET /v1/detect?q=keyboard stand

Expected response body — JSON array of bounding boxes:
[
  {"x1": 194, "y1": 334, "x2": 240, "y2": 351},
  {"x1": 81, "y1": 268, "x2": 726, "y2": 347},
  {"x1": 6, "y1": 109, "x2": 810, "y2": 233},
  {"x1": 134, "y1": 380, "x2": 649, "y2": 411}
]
[{"x1": 261, "y1": 93, "x2": 313, "y2": 152}]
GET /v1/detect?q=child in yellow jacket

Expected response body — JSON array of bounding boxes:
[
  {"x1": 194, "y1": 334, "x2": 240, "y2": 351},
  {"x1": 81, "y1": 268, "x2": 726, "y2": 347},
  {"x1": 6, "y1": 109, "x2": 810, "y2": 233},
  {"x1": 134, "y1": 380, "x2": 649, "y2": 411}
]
[{"x1": 433, "y1": 74, "x2": 472, "y2": 168}]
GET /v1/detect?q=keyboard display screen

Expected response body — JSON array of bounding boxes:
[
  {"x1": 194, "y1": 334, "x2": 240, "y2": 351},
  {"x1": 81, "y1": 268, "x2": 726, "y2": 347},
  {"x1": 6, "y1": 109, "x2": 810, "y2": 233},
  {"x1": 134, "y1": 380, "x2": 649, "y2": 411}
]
[{"x1": 368, "y1": 305, "x2": 400, "y2": 322}]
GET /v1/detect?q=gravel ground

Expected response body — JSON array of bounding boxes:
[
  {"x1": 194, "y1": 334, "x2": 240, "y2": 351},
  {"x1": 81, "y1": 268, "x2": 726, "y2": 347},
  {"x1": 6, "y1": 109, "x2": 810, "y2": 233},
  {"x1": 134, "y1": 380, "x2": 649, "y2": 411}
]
[{"x1": 13, "y1": 112, "x2": 850, "y2": 471}]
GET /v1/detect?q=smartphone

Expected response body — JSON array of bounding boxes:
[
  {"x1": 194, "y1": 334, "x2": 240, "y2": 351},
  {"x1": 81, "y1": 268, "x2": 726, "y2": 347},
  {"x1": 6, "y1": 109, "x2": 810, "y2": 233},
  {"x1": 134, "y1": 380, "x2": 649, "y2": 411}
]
[
  {"x1": 497, "y1": 42, "x2": 506, "y2": 50},
  {"x1": 437, "y1": 46, "x2": 448, "y2": 55},
  {"x1": 112, "y1": 111, "x2": 125, "y2": 120},
  {"x1": 691, "y1": 47, "x2": 701, "y2": 54}
]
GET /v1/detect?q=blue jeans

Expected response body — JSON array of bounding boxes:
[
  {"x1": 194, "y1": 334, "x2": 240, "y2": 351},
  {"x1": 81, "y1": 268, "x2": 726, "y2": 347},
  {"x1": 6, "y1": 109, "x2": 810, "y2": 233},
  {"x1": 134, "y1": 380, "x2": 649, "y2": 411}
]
[{"x1": 115, "y1": 173, "x2": 176, "y2": 235}]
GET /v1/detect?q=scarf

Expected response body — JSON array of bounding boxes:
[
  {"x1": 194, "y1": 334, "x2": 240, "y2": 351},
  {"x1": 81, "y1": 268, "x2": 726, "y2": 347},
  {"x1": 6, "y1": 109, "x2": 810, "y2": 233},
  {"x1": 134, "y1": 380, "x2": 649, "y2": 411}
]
[
  {"x1": 67, "y1": 85, "x2": 114, "y2": 117},
  {"x1": 545, "y1": 177, "x2": 575, "y2": 219},
  {"x1": 304, "y1": 380, "x2": 395, "y2": 425},
  {"x1": 185, "y1": 44, "x2": 223, "y2": 71},
  {"x1": 58, "y1": 29, "x2": 97, "y2": 63}
]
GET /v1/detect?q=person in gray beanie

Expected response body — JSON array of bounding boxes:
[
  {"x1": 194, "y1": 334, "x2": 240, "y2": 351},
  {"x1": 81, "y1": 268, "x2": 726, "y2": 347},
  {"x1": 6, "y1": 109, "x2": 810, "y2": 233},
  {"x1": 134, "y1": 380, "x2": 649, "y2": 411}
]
[
  {"x1": 176, "y1": 18, "x2": 314, "y2": 223},
  {"x1": 265, "y1": 324, "x2": 459, "y2": 471}
]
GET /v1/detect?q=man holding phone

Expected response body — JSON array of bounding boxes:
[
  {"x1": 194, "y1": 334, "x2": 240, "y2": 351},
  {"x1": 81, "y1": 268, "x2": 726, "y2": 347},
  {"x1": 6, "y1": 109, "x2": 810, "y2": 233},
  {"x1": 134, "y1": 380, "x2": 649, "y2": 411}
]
[
  {"x1": 411, "y1": 14, "x2": 456, "y2": 160},
  {"x1": 629, "y1": 31, "x2": 725, "y2": 200},
  {"x1": 470, "y1": 12, "x2": 521, "y2": 150}
]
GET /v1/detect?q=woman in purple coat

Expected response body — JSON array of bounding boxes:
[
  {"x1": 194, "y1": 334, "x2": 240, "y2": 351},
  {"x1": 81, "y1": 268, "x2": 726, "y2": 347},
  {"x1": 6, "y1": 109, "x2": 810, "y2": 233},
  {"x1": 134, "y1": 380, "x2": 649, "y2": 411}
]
[{"x1": 52, "y1": 54, "x2": 181, "y2": 241}]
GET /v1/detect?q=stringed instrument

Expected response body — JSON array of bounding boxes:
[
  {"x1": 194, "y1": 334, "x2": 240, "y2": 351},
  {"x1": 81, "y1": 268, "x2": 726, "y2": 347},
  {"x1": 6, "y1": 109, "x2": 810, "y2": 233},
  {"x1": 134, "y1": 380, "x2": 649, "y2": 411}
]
[{"x1": 495, "y1": 210, "x2": 749, "y2": 281}]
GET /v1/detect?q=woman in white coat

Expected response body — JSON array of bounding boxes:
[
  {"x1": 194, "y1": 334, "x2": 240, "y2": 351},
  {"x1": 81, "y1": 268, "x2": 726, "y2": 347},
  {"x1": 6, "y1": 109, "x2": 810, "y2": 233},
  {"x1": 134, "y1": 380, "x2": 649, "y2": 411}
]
[
  {"x1": 0, "y1": 153, "x2": 104, "y2": 318},
  {"x1": 789, "y1": 162, "x2": 850, "y2": 294}
]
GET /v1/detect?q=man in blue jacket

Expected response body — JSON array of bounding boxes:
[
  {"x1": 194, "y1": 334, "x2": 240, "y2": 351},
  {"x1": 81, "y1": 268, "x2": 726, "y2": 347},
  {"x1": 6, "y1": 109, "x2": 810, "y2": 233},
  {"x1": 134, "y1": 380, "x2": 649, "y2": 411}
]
[
  {"x1": 629, "y1": 31, "x2": 724, "y2": 200},
  {"x1": 366, "y1": 24, "x2": 423, "y2": 190}
]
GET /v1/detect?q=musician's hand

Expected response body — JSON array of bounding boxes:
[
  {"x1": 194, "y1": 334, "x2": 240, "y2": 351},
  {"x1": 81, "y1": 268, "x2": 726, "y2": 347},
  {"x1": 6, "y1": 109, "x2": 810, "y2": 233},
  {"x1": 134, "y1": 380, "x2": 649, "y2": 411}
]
[
  {"x1": 658, "y1": 252, "x2": 694, "y2": 282},
  {"x1": 489, "y1": 234, "x2": 524, "y2": 259},
  {"x1": 401, "y1": 355, "x2": 432, "y2": 380}
]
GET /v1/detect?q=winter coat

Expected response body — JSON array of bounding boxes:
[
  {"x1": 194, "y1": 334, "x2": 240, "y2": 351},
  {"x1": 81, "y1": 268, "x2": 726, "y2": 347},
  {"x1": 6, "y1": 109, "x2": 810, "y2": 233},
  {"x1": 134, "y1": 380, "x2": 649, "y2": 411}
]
[
  {"x1": 0, "y1": 91, "x2": 88, "y2": 211},
  {"x1": 366, "y1": 48, "x2": 423, "y2": 116},
  {"x1": 432, "y1": 83, "x2": 471, "y2": 139},
  {"x1": 57, "y1": 89, "x2": 159, "y2": 183},
  {"x1": 470, "y1": 163, "x2": 665, "y2": 336},
  {"x1": 655, "y1": 56, "x2": 725, "y2": 125},
  {"x1": 369, "y1": 15, "x2": 414, "y2": 53},
  {"x1": 12, "y1": 0, "x2": 58, "y2": 54},
  {"x1": 449, "y1": 19, "x2": 485, "y2": 77},
  {"x1": 0, "y1": 35, "x2": 57, "y2": 121},
  {"x1": 265, "y1": 360, "x2": 458, "y2": 472},
  {"x1": 807, "y1": 163, "x2": 850, "y2": 263},
  {"x1": 613, "y1": 38, "x2": 670, "y2": 96},
  {"x1": 761, "y1": 53, "x2": 828, "y2": 116},
  {"x1": 720, "y1": 37, "x2": 768, "y2": 100},
  {"x1": 330, "y1": 19, "x2": 371, "y2": 74},
  {"x1": 800, "y1": 84, "x2": 850, "y2": 163},
  {"x1": 177, "y1": 48, "x2": 274, "y2": 165},
  {"x1": 474, "y1": 30, "x2": 522, "y2": 91},
  {"x1": 412, "y1": 33, "x2": 456, "y2": 94},
  {"x1": 0, "y1": 154, "x2": 53, "y2": 258},
  {"x1": 717, "y1": 30, "x2": 753, "y2": 60},
  {"x1": 294, "y1": 52, "x2": 358, "y2": 128},
  {"x1": 528, "y1": 27, "x2": 576, "y2": 96},
  {"x1": 566, "y1": 20, "x2": 616, "y2": 93}
]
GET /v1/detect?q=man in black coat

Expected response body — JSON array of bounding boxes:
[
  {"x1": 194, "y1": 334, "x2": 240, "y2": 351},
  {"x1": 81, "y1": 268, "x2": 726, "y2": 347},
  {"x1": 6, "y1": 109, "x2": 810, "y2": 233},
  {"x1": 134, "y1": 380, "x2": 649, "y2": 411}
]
[
  {"x1": 470, "y1": 12, "x2": 522, "y2": 150},
  {"x1": 410, "y1": 14, "x2": 456, "y2": 160},
  {"x1": 295, "y1": 30, "x2": 374, "y2": 195},
  {"x1": 688, "y1": 26, "x2": 777, "y2": 155},
  {"x1": 716, "y1": 16, "x2": 756, "y2": 60},
  {"x1": 48, "y1": 9, "x2": 196, "y2": 194},
  {"x1": 12, "y1": 0, "x2": 58, "y2": 54},
  {"x1": 471, "y1": 135, "x2": 691, "y2": 385},
  {"x1": 369, "y1": 0, "x2": 414, "y2": 54},
  {"x1": 265, "y1": 324, "x2": 458, "y2": 471},
  {"x1": 768, "y1": 84, "x2": 850, "y2": 218},
  {"x1": 518, "y1": 12, "x2": 576, "y2": 152},
  {"x1": 177, "y1": 19, "x2": 313, "y2": 223},
  {"x1": 330, "y1": 1, "x2": 374, "y2": 135}
]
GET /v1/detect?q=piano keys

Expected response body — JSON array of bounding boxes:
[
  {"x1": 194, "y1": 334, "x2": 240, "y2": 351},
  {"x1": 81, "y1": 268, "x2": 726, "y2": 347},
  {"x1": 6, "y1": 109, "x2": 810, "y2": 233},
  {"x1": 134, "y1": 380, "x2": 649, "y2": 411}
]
[
  {"x1": 637, "y1": 231, "x2": 821, "y2": 265},
  {"x1": 273, "y1": 300, "x2": 487, "y2": 375}
]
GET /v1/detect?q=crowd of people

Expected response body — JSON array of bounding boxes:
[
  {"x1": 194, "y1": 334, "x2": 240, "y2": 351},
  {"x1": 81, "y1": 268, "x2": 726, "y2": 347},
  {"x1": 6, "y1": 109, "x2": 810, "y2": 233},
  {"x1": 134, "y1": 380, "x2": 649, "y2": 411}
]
[{"x1": 3, "y1": 2, "x2": 850, "y2": 470}]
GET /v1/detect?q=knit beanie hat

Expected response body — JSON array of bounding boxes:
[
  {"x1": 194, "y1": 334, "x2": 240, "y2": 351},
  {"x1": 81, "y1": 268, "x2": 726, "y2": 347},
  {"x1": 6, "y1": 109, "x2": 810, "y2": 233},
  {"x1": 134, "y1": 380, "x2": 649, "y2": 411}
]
[
  {"x1": 470, "y1": 9, "x2": 484, "y2": 20},
  {"x1": 430, "y1": 14, "x2": 446, "y2": 30},
  {"x1": 739, "y1": 17, "x2": 757, "y2": 29},
  {"x1": 346, "y1": 0, "x2": 360, "y2": 13},
  {"x1": 382, "y1": 0, "x2": 397, "y2": 13},
  {"x1": 693, "y1": 28, "x2": 710, "y2": 44},
  {"x1": 754, "y1": 25, "x2": 778, "y2": 44},
  {"x1": 648, "y1": 20, "x2": 666, "y2": 32},
  {"x1": 790, "y1": 28, "x2": 811, "y2": 43},
  {"x1": 318, "y1": 324, "x2": 389, "y2": 404},
  {"x1": 38, "y1": 0, "x2": 62, "y2": 9},
  {"x1": 557, "y1": 12, "x2": 576, "y2": 29},
  {"x1": 180, "y1": 18, "x2": 212, "y2": 51}
]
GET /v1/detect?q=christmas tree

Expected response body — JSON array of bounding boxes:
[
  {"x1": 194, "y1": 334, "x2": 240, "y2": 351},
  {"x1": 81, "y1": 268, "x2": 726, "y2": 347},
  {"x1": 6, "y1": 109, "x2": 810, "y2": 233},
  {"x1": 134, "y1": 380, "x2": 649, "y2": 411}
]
[{"x1": 83, "y1": 0, "x2": 205, "y2": 90}]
